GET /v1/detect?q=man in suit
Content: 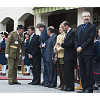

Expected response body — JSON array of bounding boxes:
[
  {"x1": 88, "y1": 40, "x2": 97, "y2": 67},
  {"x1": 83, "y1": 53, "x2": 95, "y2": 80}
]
[
  {"x1": 57, "y1": 21, "x2": 77, "y2": 91},
  {"x1": 27, "y1": 26, "x2": 41, "y2": 85},
  {"x1": 36, "y1": 22, "x2": 49, "y2": 87},
  {"x1": 74, "y1": 11, "x2": 96, "y2": 93},
  {"x1": 45, "y1": 26, "x2": 57, "y2": 88}
]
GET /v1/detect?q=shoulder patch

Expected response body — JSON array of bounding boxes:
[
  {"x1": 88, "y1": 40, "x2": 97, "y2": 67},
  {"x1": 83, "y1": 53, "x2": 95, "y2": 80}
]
[{"x1": 9, "y1": 35, "x2": 11, "y2": 38}]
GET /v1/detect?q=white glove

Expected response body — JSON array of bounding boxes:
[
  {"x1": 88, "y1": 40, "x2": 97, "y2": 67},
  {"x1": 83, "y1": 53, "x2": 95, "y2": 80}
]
[
  {"x1": 19, "y1": 49, "x2": 22, "y2": 53},
  {"x1": 22, "y1": 56, "x2": 25, "y2": 60},
  {"x1": 5, "y1": 54, "x2": 9, "y2": 58}
]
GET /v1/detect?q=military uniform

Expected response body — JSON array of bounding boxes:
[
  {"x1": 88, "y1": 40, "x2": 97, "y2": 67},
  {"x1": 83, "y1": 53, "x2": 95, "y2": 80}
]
[{"x1": 5, "y1": 30, "x2": 25, "y2": 83}]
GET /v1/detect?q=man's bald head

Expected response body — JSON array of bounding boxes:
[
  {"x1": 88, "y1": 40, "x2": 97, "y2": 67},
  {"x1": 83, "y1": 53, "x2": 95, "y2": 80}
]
[
  {"x1": 47, "y1": 26, "x2": 55, "y2": 36},
  {"x1": 47, "y1": 26, "x2": 55, "y2": 33}
]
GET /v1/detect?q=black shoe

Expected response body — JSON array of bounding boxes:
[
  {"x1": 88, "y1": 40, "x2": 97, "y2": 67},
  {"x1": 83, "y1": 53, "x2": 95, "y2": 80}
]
[
  {"x1": 84, "y1": 90, "x2": 93, "y2": 93},
  {"x1": 98, "y1": 85, "x2": 100, "y2": 87},
  {"x1": 77, "y1": 90, "x2": 85, "y2": 93},
  {"x1": 32, "y1": 83, "x2": 39, "y2": 85},
  {"x1": 93, "y1": 86, "x2": 98, "y2": 90},
  {"x1": 66, "y1": 88, "x2": 74, "y2": 91},
  {"x1": 9, "y1": 82, "x2": 13, "y2": 85},
  {"x1": 13, "y1": 82, "x2": 21, "y2": 85},
  {"x1": 44, "y1": 84, "x2": 50, "y2": 87},
  {"x1": 28, "y1": 82, "x2": 34, "y2": 85},
  {"x1": 39, "y1": 82, "x2": 45, "y2": 86},
  {"x1": 48, "y1": 85, "x2": 56, "y2": 88},
  {"x1": 60, "y1": 87, "x2": 67, "y2": 91}
]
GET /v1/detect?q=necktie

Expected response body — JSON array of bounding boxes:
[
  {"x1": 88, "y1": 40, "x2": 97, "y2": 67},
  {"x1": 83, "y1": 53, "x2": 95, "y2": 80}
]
[
  {"x1": 81, "y1": 24, "x2": 86, "y2": 32},
  {"x1": 65, "y1": 32, "x2": 68, "y2": 39},
  {"x1": 29, "y1": 36, "x2": 31, "y2": 44},
  {"x1": 48, "y1": 37, "x2": 50, "y2": 41}
]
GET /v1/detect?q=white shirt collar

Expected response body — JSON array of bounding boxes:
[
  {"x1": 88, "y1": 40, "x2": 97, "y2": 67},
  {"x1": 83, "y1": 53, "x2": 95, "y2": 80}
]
[
  {"x1": 31, "y1": 33, "x2": 35, "y2": 38},
  {"x1": 94, "y1": 40, "x2": 98, "y2": 43},
  {"x1": 50, "y1": 33, "x2": 54, "y2": 37},
  {"x1": 67, "y1": 27, "x2": 71, "y2": 33},
  {"x1": 17, "y1": 31, "x2": 19, "y2": 35}
]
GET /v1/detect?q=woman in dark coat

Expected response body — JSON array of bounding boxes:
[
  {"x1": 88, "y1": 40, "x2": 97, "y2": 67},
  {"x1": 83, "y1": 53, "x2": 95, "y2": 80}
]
[
  {"x1": 0, "y1": 31, "x2": 9, "y2": 76},
  {"x1": 23, "y1": 31, "x2": 31, "y2": 75}
]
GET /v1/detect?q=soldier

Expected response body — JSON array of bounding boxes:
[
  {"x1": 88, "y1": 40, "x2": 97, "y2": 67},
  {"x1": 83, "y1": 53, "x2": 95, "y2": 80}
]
[
  {"x1": 23, "y1": 31, "x2": 31, "y2": 75},
  {"x1": 0, "y1": 31, "x2": 9, "y2": 76},
  {"x1": 5, "y1": 25, "x2": 25, "y2": 85}
]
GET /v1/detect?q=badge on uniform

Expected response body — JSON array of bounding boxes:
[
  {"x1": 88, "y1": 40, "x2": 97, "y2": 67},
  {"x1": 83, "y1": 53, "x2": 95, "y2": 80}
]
[
  {"x1": 15, "y1": 41, "x2": 18, "y2": 44},
  {"x1": 9, "y1": 35, "x2": 11, "y2": 38}
]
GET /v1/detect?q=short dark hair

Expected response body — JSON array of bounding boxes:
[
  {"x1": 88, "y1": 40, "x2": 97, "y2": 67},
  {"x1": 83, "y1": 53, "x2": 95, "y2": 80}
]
[
  {"x1": 27, "y1": 26, "x2": 35, "y2": 32},
  {"x1": 36, "y1": 22, "x2": 46, "y2": 28},
  {"x1": 48, "y1": 27, "x2": 54, "y2": 33},
  {"x1": 63, "y1": 21, "x2": 69, "y2": 27}
]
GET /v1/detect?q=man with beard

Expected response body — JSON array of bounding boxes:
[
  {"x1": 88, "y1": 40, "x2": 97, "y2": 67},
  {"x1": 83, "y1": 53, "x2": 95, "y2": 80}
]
[{"x1": 75, "y1": 11, "x2": 96, "y2": 93}]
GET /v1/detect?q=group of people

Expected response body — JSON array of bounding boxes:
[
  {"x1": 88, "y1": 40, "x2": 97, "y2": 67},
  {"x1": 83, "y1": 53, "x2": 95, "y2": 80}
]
[{"x1": 0, "y1": 10, "x2": 99, "y2": 93}]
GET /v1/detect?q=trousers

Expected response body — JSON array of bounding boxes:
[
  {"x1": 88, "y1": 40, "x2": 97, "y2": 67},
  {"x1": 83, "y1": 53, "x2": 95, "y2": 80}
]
[{"x1": 8, "y1": 57, "x2": 19, "y2": 82}]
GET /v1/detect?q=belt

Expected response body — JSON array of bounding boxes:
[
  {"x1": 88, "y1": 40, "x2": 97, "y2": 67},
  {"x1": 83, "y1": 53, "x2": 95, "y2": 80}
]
[{"x1": 10, "y1": 45, "x2": 17, "y2": 49}]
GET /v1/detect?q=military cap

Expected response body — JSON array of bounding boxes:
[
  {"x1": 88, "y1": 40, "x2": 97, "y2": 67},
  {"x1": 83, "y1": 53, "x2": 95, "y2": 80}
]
[{"x1": 17, "y1": 25, "x2": 25, "y2": 29}]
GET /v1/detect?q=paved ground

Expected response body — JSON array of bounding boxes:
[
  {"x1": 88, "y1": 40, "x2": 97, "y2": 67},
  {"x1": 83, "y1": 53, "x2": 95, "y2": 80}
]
[{"x1": 0, "y1": 69, "x2": 100, "y2": 93}]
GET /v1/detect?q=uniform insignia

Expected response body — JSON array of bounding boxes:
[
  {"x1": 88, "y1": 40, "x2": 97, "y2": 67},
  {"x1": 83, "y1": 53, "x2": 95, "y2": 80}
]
[
  {"x1": 5, "y1": 38, "x2": 7, "y2": 43},
  {"x1": 9, "y1": 35, "x2": 11, "y2": 38}
]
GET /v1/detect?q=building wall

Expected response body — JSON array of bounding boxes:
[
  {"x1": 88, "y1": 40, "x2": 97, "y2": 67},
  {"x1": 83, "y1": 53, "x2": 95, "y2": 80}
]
[
  {"x1": 0, "y1": 7, "x2": 94, "y2": 40},
  {"x1": 0, "y1": 7, "x2": 34, "y2": 39}
]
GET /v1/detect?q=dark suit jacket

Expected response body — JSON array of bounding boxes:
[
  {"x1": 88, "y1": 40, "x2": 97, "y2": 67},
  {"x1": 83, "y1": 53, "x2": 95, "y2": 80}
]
[
  {"x1": 45, "y1": 33, "x2": 57, "y2": 63},
  {"x1": 74, "y1": 22, "x2": 96, "y2": 55},
  {"x1": 93, "y1": 41, "x2": 100, "y2": 62},
  {"x1": 61, "y1": 28, "x2": 77, "y2": 61},
  {"x1": 28, "y1": 34, "x2": 41, "y2": 60},
  {"x1": 25, "y1": 39, "x2": 28, "y2": 52}
]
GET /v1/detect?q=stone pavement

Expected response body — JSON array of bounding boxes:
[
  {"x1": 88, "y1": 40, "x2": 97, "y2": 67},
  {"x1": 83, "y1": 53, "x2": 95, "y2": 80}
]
[{"x1": 0, "y1": 69, "x2": 100, "y2": 93}]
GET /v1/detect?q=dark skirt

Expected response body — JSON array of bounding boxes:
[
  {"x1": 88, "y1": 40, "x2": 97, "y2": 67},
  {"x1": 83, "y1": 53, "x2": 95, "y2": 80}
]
[
  {"x1": 93, "y1": 61, "x2": 100, "y2": 83},
  {"x1": 58, "y1": 58, "x2": 64, "y2": 64},
  {"x1": 24, "y1": 52, "x2": 31, "y2": 65},
  {"x1": 0, "y1": 51, "x2": 7, "y2": 65}
]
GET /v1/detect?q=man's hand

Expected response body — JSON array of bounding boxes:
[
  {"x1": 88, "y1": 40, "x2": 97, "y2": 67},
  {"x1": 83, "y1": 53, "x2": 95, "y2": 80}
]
[
  {"x1": 43, "y1": 44, "x2": 45, "y2": 48},
  {"x1": 39, "y1": 45, "x2": 42, "y2": 48},
  {"x1": 54, "y1": 48, "x2": 58, "y2": 53},
  {"x1": 77, "y1": 47, "x2": 82, "y2": 53},
  {"x1": 56, "y1": 42, "x2": 61, "y2": 45},
  {"x1": 29, "y1": 55, "x2": 33, "y2": 59},
  {"x1": 52, "y1": 58, "x2": 54, "y2": 60}
]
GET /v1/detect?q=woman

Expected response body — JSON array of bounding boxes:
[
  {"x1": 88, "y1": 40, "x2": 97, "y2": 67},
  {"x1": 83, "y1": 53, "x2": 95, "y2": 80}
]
[
  {"x1": 23, "y1": 31, "x2": 31, "y2": 75},
  {"x1": 0, "y1": 31, "x2": 8, "y2": 76},
  {"x1": 54, "y1": 24, "x2": 65, "y2": 89},
  {"x1": 93, "y1": 34, "x2": 100, "y2": 90},
  {"x1": 97, "y1": 29, "x2": 100, "y2": 41}
]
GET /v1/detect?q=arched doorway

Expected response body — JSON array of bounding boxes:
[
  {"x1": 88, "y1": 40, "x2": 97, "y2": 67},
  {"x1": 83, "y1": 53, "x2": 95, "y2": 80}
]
[
  {"x1": 18, "y1": 13, "x2": 34, "y2": 31},
  {"x1": 1, "y1": 17, "x2": 14, "y2": 33}
]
